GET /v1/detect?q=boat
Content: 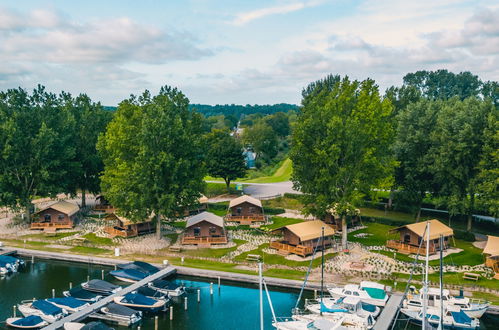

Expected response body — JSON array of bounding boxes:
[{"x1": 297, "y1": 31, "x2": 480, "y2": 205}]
[
  {"x1": 113, "y1": 293, "x2": 167, "y2": 312},
  {"x1": 118, "y1": 261, "x2": 159, "y2": 274},
  {"x1": 17, "y1": 299, "x2": 68, "y2": 323},
  {"x1": 148, "y1": 279, "x2": 185, "y2": 296},
  {"x1": 5, "y1": 315, "x2": 48, "y2": 329},
  {"x1": 63, "y1": 287, "x2": 103, "y2": 302},
  {"x1": 327, "y1": 281, "x2": 389, "y2": 307},
  {"x1": 97, "y1": 302, "x2": 142, "y2": 325},
  {"x1": 109, "y1": 268, "x2": 148, "y2": 283},
  {"x1": 47, "y1": 297, "x2": 90, "y2": 313},
  {"x1": 295, "y1": 311, "x2": 376, "y2": 329},
  {"x1": 0, "y1": 261, "x2": 11, "y2": 275},
  {"x1": 400, "y1": 307, "x2": 480, "y2": 329},
  {"x1": 0, "y1": 255, "x2": 24, "y2": 272},
  {"x1": 273, "y1": 317, "x2": 341, "y2": 329},
  {"x1": 64, "y1": 321, "x2": 114, "y2": 330},
  {"x1": 81, "y1": 280, "x2": 122, "y2": 295},
  {"x1": 305, "y1": 296, "x2": 381, "y2": 318},
  {"x1": 133, "y1": 286, "x2": 169, "y2": 300}
]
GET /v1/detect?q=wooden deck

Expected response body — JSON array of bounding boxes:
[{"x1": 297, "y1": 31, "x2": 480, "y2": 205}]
[
  {"x1": 269, "y1": 241, "x2": 313, "y2": 257},
  {"x1": 225, "y1": 215, "x2": 265, "y2": 224},
  {"x1": 104, "y1": 226, "x2": 137, "y2": 238},
  {"x1": 181, "y1": 235, "x2": 228, "y2": 245},
  {"x1": 30, "y1": 221, "x2": 73, "y2": 230},
  {"x1": 386, "y1": 240, "x2": 436, "y2": 255}
]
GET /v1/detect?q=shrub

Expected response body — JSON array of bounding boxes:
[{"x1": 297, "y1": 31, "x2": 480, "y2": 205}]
[
  {"x1": 264, "y1": 207, "x2": 286, "y2": 215},
  {"x1": 454, "y1": 230, "x2": 475, "y2": 242}
]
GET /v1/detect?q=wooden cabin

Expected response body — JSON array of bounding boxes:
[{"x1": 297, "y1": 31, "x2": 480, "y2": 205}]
[
  {"x1": 226, "y1": 195, "x2": 265, "y2": 224},
  {"x1": 482, "y1": 235, "x2": 499, "y2": 280},
  {"x1": 270, "y1": 220, "x2": 335, "y2": 257},
  {"x1": 31, "y1": 201, "x2": 79, "y2": 231},
  {"x1": 104, "y1": 212, "x2": 155, "y2": 238},
  {"x1": 94, "y1": 195, "x2": 115, "y2": 213},
  {"x1": 323, "y1": 207, "x2": 360, "y2": 232},
  {"x1": 184, "y1": 195, "x2": 209, "y2": 216},
  {"x1": 387, "y1": 219, "x2": 453, "y2": 255},
  {"x1": 182, "y1": 211, "x2": 228, "y2": 246}
]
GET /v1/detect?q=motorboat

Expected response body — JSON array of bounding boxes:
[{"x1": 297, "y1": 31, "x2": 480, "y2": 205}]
[
  {"x1": 400, "y1": 307, "x2": 480, "y2": 329},
  {"x1": 97, "y1": 302, "x2": 142, "y2": 325},
  {"x1": 109, "y1": 268, "x2": 148, "y2": 283},
  {"x1": 148, "y1": 279, "x2": 185, "y2": 296},
  {"x1": 0, "y1": 255, "x2": 24, "y2": 272},
  {"x1": 403, "y1": 287, "x2": 489, "y2": 318},
  {"x1": 64, "y1": 321, "x2": 114, "y2": 330},
  {"x1": 118, "y1": 261, "x2": 159, "y2": 274},
  {"x1": 295, "y1": 311, "x2": 376, "y2": 329},
  {"x1": 0, "y1": 261, "x2": 11, "y2": 275},
  {"x1": 47, "y1": 297, "x2": 90, "y2": 313},
  {"x1": 273, "y1": 317, "x2": 341, "y2": 330},
  {"x1": 81, "y1": 280, "x2": 122, "y2": 295},
  {"x1": 63, "y1": 287, "x2": 103, "y2": 302},
  {"x1": 17, "y1": 299, "x2": 68, "y2": 323},
  {"x1": 305, "y1": 296, "x2": 380, "y2": 318},
  {"x1": 133, "y1": 286, "x2": 169, "y2": 300},
  {"x1": 5, "y1": 315, "x2": 49, "y2": 329},
  {"x1": 327, "y1": 281, "x2": 388, "y2": 307},
  {"x1": 113, "y1": 293, "x2": 167, "y2": 312}
]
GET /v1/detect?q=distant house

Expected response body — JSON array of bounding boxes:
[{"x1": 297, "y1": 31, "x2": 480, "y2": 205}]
[
  {"x1": 270, "y1": 220, "x2": 336, "y2": 257},
  {"x1": 482, "y1": 236, "x2": 499, "y2": 280},
  {"x1": 31, "y1": 201, "x2": 79, "y2": 231},
  {"x1": 323, "y1": 206, "x2": 360, "y2": 232},
  {"x1": 184, "y1": 195, "x2": 209, "y2": 216},
  {"x1": 226, "y1": 195, "x2": 265, "y2": 225},
  {"x1": 387, "y1": 219, "x2": 454, "y2": 254},
  {"x1": 94, "y1": 195, "x2": 115, "y2": 213},
  {"x1": 243, "y1": 149, "x2": 256, "y2": 168},
  {"x1": 182, "y1": 211, "x2": 228, "y2": 246},
  {"x1": 104, "y1": 212, "x2": 155, "y2": 238}
]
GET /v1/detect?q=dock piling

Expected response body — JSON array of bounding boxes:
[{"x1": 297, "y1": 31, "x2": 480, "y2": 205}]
[
  {"x1": 52, "y1": 289, "x2": 55, "y2": 298},
  {"x1": 218, "y1": 276, "x2": 220, "y2": 290},
  {"x1": 154, "y1": 316, "x2": 158, "y2": 330},
  {"x1": 87, "y1": 275, "x2": 90, "y2": 282},
  {"x1": 101, "y1": 269, "x2": 104, "y2": 280},
  {"x1": 314, "y1": 289, "x2": 317, "y2": 299},
  {"x1": 169, "y1": 306, "x2": 173, "y2": 320},
  {"x1": 69, "y1": 282, "x2": 72, "y2": 289},
  {"x1": 31, "y1": 255, "x2": 34, "y2": 263},
  {"x1": 210, "y1": 282, "x2": 213, "y2": 295},
  {"x1": 13, "y1": 305, "x2": 16, "y2": 317},
  {"x1": 114, "y1": 264, "x2": 117, "y2": 270},
  {"x1": 184, "y1": 297, "x2": 188, "y2": 310},
  {"x1": 197, "y1": 289, "x2": 200, "y2": 303}
]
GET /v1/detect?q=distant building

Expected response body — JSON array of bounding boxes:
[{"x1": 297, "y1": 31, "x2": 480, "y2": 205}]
[
  {"x1": 104, "y1": 212, "x2": 155, "y2": 238},
  {"x1": 94, "y1": 195, "x2": 115, "y2": 213},
  {"x1": 182, "y1": 211, "x2": 228, "y2": 246},
  {"x1": 226, "y1": 195, "x2": 265, "y2": 225},
  {"x1": 482, "y1": 236, "x2": 499, "y2": 280},
  {"x1": 242, "y1": 149, "x2": 256, "y2": 168},
  {"x1": 31, "y1": 201, "x2": 79, "y2": 231}
]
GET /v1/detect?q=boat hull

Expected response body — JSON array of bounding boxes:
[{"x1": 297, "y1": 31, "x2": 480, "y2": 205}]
[{"x1": 5, "y1": 317, "x2": 48, "y2": 329}]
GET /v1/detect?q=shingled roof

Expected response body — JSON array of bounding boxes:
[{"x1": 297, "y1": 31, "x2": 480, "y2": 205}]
[{"x1": 228, "y1": 195, "x2": 262, "y2": 208}]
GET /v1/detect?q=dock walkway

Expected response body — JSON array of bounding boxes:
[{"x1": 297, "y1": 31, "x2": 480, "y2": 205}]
[
  {"x1": 373, "y1": 293, "x2": 404, "y2": 330},
  {"x1": 43, "y1": 266, "x2": 176, "y2": 330}
]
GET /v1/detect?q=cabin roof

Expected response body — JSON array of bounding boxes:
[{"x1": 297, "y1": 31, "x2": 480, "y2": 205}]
[
  {"x1": 186, "y1": 211, "x2": 224, "y2": 228},
  {"x1": 105, "y1": 212, "x2": 153, "y2": 226},
  {"x1": 483, "y1": 235, "x2": 499, "y2": 257},
  {"x1": 284, "y1": 220, "x2": 335, "y2": 241},
  {"x1": 36, "y1": 201, "x2": 80, "y2": 217},
  {"x1": 390, "y1": 219, "x2": 453, "y2": 240},
  {"x1": 198, "y1": 195, "x2": 209, "y2": 204},
  {"x1": 229, "y1": 195, "x2": 262, "y2": 208}
]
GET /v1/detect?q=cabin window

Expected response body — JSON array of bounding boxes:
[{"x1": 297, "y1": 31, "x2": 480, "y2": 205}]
[
  {"x1": 44, "y1": 214, "x2": 51, "y2": 221},
  {"x1": 236, "y1": 207, "x2": 242, "y2": 215},
  {"x1": 58, "y1": 214, "x2": 65, "y2": 221},
  {"x1": 209, "y1": 227, "x2": 217, "y2": 234},
  {"x1": 249, "y1": 207, "x2": 255, "y2": 213},
  {"x1": 194, "y1": 227, "x2": 200, "y2": 236},
  {"x1": 403, "y1": 234, "x2": 411, "y2": 243}
]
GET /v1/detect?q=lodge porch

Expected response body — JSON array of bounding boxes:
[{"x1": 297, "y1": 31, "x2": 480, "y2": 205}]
[
  {"x1": 30, "y1": 221, "x2": 73, "y2": 230},
  {"x1": 225, "y1": 215, "x2": 266, "y2": 224},
  {"x1": 386, "y1": 239, "x2": 445, "y2": 255},
  {"x1": 181, "y1": 235, "x2": 228, "y2": 245},
  {"x1": 270, "y1": 241, "x2": 314, "y2": 257}
]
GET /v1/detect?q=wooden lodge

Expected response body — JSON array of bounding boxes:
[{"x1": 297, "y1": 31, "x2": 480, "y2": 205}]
[
  {"x1": 104, "y1": 213, "x2": 155, "y2": 238},
  {"x1": 270, "y1": 220, "x2": 335, "y2": 257},
  {"x1": 482, "y1": 235, "x2": 499, "y2": 280},
  {"x1": 386, "y1": 219, "x2": 453, "y2": 255},
  {"x1": 225, "y1": 195, "x2": 265, "y2": 224},
  {"x1": 31, "y1": 201, "x2": 79, "y2": 231},
  {"x1": 184, "y1": 195, "x2": 209, "y2": 216},
  {"x1": 323, "y1": 207, "x2": 360, "y2": 232},
  {"x1": 182, "y1": 211, "x2": 228, "y2": 246},
  {"x1": 94, "y1": 195, "x2": 115, "y2": 213}
]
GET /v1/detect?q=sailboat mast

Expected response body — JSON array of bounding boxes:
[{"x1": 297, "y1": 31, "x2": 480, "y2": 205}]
[
  {"x1": 320, "y1": 226, "x2": 325, "y2": 316},
  {"x1": 259, "y1": 262, "x2": 264, "y2": 330},
  {"x1": 422, "y1": 220, "x2": 431, "y2": 330},
  {"x1": 439, "y1": 234, "x2": 444, "y2": 330}
]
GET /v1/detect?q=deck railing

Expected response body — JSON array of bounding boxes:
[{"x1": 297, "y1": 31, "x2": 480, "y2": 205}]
[
  {"x1": 181, "y1": 235, "x2": 228, "y2": 245},
  {"x1": 225, "y1": 215, "x2": 266, "y2": 223},
  {"x1": 386, "y1": 240, "x2": 437, "y2": 254},
  {"x1": 104, "y1": 226, "x2": 137, "y2": 238},
  {"x1": 94, "y1": 205, "x2": 115, "y2": 212},
  {"x1": 269, "y1": 241, "x2": 313, "y2": 257},
  {"x1": 30, "y1": 222, "x2": 73, "y2": 229}
]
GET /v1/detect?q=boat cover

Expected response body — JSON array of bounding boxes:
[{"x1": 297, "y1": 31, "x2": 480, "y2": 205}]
[
  {"x1": 48, "y1": 297, "x2": 87, "y2": 308},
  {"x1": 122, "y1": 293, "x2": 157, "y2": 306},
  {"x1": 320, "y1": 302, "x2": 348, "y2": 313},
  {"x1": 137, "y1": 286, "x2": 166, "y2": 298},
  {"x1": 110, "y1": 269, "x2": 148, "y2": 281},
  {"x1": 32, "y1": 300, "x2": 62, "y2": 316},
  {"x1": 451, "y1": 310, "x2": 472, "y2": 325},
  {"x1": 0, "y1": 255, "x2": 21, "y2": 264},
  {"x1": 361, "y1": 302, "x2": 377, "y2": 313},
  {"x1": 84, "y1": 280, "x2": 120, "y2": 293},
  {"x1": 362, "y1": 287, "x2": 386, "y2": 300},
  {"x1": 105, "y1": 302, "x2": 140, "y2": 316},
  {"x1": 119, "y1": 261, "x2": 159, "y2": 274},
  {"x1": 67, "y1": 287, "x2": 100, "y2": 300},
  {"x1": 151, "y1": 279, "x2": 180, "y2": 290},
  {"x1": 11, "y1": 315, "x2": 44, "y2": 326},
  {"x1": 81, "y1": 321, "x2": 113, "y2": 330}
]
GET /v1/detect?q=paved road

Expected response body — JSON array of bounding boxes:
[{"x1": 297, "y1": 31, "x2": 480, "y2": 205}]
[{"x1": 206, "y1": 180, "x2": 301, "y2": 198}]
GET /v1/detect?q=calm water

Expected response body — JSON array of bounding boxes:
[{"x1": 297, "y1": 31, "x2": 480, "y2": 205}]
[{"x1": 0, "y1": 258, "x2": 309, "y2": 329}]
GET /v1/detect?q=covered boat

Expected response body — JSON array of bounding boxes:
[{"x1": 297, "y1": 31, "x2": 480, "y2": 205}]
[
  {"x1": 295, "y1": 310, "x2": 376, "y2": 329},
  {"x1": 5, "y1": 315, "x2": 48, "y2": 329},
  {"x1": 327, "y1": 281, "x2": 388, "y2": 307},
  {"x1": 118, "y1": 261, "x2": 159, "y2": 274},
  {"x1": 81, "y1": 280, "x2": 122, "y2": 295},
  {"x1": 0, "y1": 255, "x2": 24, "y2": 272},
  {"x1": 64, "y1": 321, "x2": 114, "y2": 330},
  {"x1": 134, "y1": 286, "x2": 168, "y2": 300},
  {"x1": 113, "y1": 293, "x2": 167, "y2": 312},
  {"x1": 109, "y1": 269, "x2": 148, "y2": 283},
  {"x1": 17, "y1": 300, "x2": 67, "y2": 323},
  {"x1": 305, "y1": 296, "x2": 380, "y2": 318},
  {"x1": 401, "y1": 307, "x2": 480, "y2": 329},
  {"x1": 0, "y1": 260, "x2": 12, "y2": 275},
  {"x1": 98, "y1": 302, "x2": 142, "y2": 325},
  {"x1": 63, "y1": 287, "x2": 102, "y2": 302},
  {"x1": 47, "y1": 297, "x2": 89, "y2": 313},
  {"x1": 148, "y1": 279, "x2": 185, "y2": 297}
]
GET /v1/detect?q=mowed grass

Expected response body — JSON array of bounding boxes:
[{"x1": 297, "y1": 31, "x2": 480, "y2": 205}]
[
  {"x1": 20, "y1": 231, "x2": 79, "y2": 241},
  {"x1": 82, "y1": 233, "x2": 115, "y2": 246},
  {"x1": 348, "y1": 222, "x2": 399, "y2": 246},
  {"x1": 359, "y1": 208, "x2": 419, "y2": 224},
  {"x1": 260, "y1": 216, "x2": 303, "y2": 231},
  {"x1": 242, "y1": 158, "x2": 293, "y2": 183},
  {"x1": 263, "y1": 196, "x2": 304, "y2": 210},
  {"x1": 182, "y1": 239, "x2": 247, "y2": 258}
]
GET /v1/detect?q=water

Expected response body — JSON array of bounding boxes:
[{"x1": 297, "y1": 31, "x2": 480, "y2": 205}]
[{"x1": 0, "y1": 258, "x2": 309, "y2": 329}]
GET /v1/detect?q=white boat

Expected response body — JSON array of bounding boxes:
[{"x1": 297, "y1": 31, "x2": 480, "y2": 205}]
[
  {"x1": 113, "y1": 293, "x2": 167, "y2": 312},
  {"x1": 5, "y1": 315, "x2": 49, "y2": 328},
  {"x1": 401, "y1": 307, "x2": 480, "y2": 329},
  {"x1": 327, "y1": 281, "x2": 389, "y2": 307},
  {"x1": 17, "y1": 299, "x2": 68, "y2": 323},
  {"x1": 98, "y1": 303, "x2": 142, "y2": 325},
  {"x1": 403, "y1": 287, "x2": 489, "y2": 318},
  {"x1": 47, "y1": 297, "x2": 90, "y2": 313},
  {"x1": 147, "y1": 279, "x2": 185, "y2": 297},
  {"x1": 273, "y1": 317, "x2": 343, "y2": 329},
  {"x1": 305, "y1": 296, "x2": 380, "y2": 319},
  {"x1": 295, "y1": 311, "x2": 375, "y2": 330}
]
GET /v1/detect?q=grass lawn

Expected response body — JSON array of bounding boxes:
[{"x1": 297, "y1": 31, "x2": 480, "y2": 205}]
[
  {"x1": 390, "y1": 272, "x2": 499, "y2": 290},
  {"x1": 171, "y1": 221, "x2": 187, "y2": 229},
  {"x1": 182, "y1": 239, "x2": 247, "y2": 258},
  {"x1": 69, "y1": 246, "x2": 110, "y2": 254},
  {"x1": 165, "y1": 233, "x2": 179, "y2": 244},
  {"x1": 359, "y1": 208, "x2": 420, "y2": 224},
  {"x1": 20, "y1": 231, "x2": 79, "y2": 241},
  {"x1": 207, "y1": 208, "x2": 227, "y2": 217},
  {"x1": 260, "y1": 217, "x2": 303, "y2": 231},
  {"x1": 204, "y1": 182, "x2": 239, "y2": 197},
  {"x1": 205, "y1": 158, "x2": 293, "y2": 184},
  {"x1": 82, "y1": 233, "x2": 115, "y2": 246},
  {"x1": 472, "y1": 292, "x2": 499, "y2": 305},
  {"x1": 263, "y1": 196, "x2": 304, "y2": 210},
  {"x1": 348, "y1": 222, "x2": 399, "y2": 246}
]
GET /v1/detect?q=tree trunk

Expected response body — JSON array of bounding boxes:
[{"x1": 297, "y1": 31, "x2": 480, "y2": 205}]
[
  {"x1": 467, "y1": 193, "x2": 474, "y2": 231},
  {"x1": 225, "y1": 178, "x2": 231, "y2": 193},
  {"x1": 156, "y1": 214, "x2": 162, "y2": 240},
  {"x1": 341, "y1": 215, "x2": 347, "y2": 251},
  {"x1": 25, "y1": 201, "x2": 32, "y2": 223},
  {"x1": 81, "y1": 190, "x2": 86, "y2": 208},
  {"x1": 416, "y1": 207, "x2": 422, "y2": 222},
  {"x1": 388, "y1": 188, "x2": 394, "y2": 209},
  {"x1": 466, "y1": 214, "x2": 472, "y2": 231}
]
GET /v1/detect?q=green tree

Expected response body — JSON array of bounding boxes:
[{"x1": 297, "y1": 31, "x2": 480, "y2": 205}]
[
  {"x1": 242, "y1": 121, "x2": 278, "y2": 160},
  {"x1": 431, "y1": 97, "x2": 494, "y2": 230},
  {"x1": 98, "y1": 86, "x2": 205, "y2": 239},
  {"x1": 291, "y1": 76, "x2": 395, "y2": 249},
  {"x1": 265, "y1": 112, "x2": 290, "y2": 137},
  {"x1": 205, "y1": 130, "x2": 246, "y2": 191},
  {"x1": 0, "y1": 86, "x2": 77, "y2": 221}
]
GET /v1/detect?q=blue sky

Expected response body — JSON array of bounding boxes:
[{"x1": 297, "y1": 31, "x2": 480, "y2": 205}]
[{"x1": 0, "y1": 0, "x2": 497, "y2": 105}]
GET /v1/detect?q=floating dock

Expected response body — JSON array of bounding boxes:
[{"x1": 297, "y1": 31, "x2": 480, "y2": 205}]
[
  {"x1": 372, "y1": 293, "x2": 404, "y2": 330},
  {"x1": 43, "y1": 266, "x2": 176, "y2": 330}
]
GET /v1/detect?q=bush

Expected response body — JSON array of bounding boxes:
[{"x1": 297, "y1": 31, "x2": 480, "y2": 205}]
[
  {"x1": 362, "y1": 216, "x2": 407, "y2": 227},
  {"x1": 264, "y1": 207, "x2": 285, "y2": 215},
  {"x1": 454, "y1": 230, "x2": 475, "y2": 242}
]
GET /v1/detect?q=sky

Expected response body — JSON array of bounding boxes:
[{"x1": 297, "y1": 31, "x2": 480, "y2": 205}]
[{"x1": 0, "y1": 0, "x2": 498, "y2": 106}]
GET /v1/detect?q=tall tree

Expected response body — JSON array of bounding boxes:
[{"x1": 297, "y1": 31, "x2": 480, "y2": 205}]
[
  {"x1": 265, "y1": 112, "x2": 290, "y2": 137},
  {"x1": 242, "y1": 121, "x2": 279, "y2": 160},
  {"x1": 97, "y1": 86, "x2": 205, "y2": 239},
  {"x1": 0, "y1": 86, "x2": 77, "y2": 221},
  {"x1": 205, "y1": 130, "x2": 246, "y2": 191},
  {"x1": 291, "y1": 76, "x2": 395, "y2": 249},
  {"x1": 431, "y1": 97, "x2": 494, "y2": 230}
]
